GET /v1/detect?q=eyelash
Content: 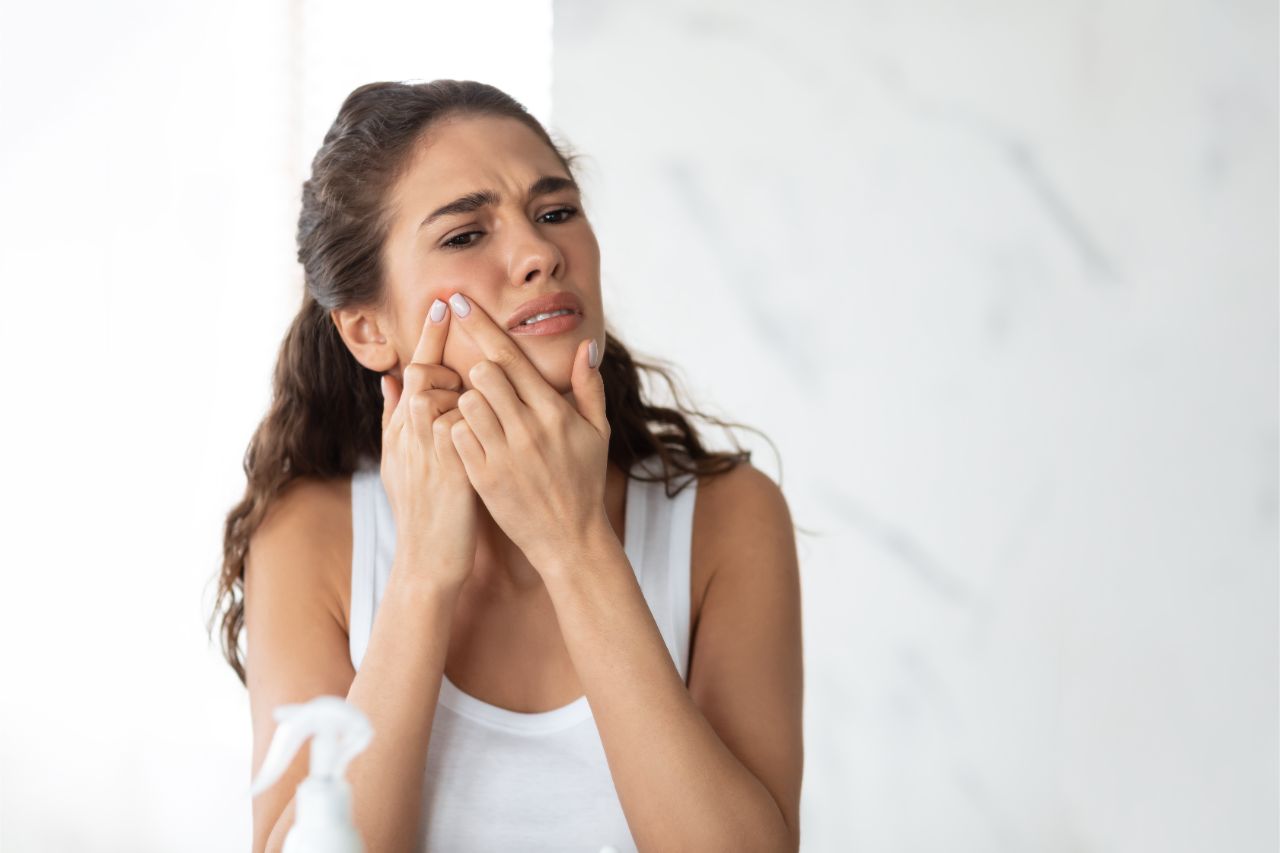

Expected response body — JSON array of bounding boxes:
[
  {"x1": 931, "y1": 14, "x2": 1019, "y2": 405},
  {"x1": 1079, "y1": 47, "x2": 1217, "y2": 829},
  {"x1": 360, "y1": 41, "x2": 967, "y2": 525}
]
[{"x1": 441, "y1": 206, "x2": 579, "y2": 250}]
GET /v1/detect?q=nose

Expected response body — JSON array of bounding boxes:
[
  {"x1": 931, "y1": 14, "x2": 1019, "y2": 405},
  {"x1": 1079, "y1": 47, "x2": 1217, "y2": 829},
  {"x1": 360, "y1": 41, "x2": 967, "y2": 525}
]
[{"x1": 508, "y1": 219, "x2": 565, "y2": 287}]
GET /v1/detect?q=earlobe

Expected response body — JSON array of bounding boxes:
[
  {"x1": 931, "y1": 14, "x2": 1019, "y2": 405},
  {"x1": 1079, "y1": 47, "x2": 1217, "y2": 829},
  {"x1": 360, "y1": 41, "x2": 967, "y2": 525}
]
[{"x1": 329, "y1": 307, "x2": 398, "y2": 373}]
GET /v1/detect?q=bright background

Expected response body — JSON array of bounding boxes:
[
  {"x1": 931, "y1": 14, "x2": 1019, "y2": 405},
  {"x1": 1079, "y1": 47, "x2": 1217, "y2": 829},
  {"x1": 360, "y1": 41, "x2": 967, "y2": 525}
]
[{"x1": 0, "y1": 1, "x2": 1275, "y2": 851}]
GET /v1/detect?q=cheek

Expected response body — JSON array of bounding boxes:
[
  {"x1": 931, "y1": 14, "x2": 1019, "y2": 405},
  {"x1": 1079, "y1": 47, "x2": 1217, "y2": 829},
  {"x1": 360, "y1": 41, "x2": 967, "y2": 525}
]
[
  {"x1": 442, "y1": 333, "x2": 486, "y2": 389},
  {"x1": 587, "y1": 300, "x2": 606, "y2": 340}
]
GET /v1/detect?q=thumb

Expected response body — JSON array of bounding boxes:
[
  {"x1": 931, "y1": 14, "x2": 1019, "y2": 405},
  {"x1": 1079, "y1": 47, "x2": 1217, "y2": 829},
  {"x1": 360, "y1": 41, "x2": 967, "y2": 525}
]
[
  {"x1": 380, "y1": 373, "x2": 402, "y2": 432},
  {"x1": 571, "y1": 337, "x2": 608, "y2": 435}
]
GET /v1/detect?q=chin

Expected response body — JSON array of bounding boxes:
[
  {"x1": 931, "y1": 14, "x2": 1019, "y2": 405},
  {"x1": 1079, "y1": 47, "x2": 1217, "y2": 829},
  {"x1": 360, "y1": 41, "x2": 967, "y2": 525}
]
[
  {"x1": 521, "y1": 348, "x2": 575, "y2": 395},
  {"x1": 510, "y1": 322, "x2": 603, "y2": 395},
  {"x1": 543, "y1": 369, "x2": 575, "y2": 396}
]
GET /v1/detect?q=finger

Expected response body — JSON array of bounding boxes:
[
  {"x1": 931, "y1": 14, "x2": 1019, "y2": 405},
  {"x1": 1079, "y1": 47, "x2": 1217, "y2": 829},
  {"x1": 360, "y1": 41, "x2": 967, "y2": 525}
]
[
  {"x1": 467, "y1": 360, "x2": 532, "y2": 440},
  {"x1": 380, "y1": 373, "x2": 403, "y2": 433},
  {"x1": 569, "y1": 336, "x2": 609, "y2": 436},
  {"x1": 451, "y1": 418, "x2": 486, "y2": 475},
  {"x1": 447, "y1": 293, "x2": 558, "y2": 407},
  {"x1": 456, "y1": 388, "x2": 505, "y2": 453},
  {"x1": 402, "y1": 362, "x2": 463, "y2": 398},
  {"x1": 431, "y1": 408, "x2": 468, "y2": 472},
  {"x1": 411, "y1": 297, "x2": 451, "y2": 366},
  {"x1": 408, "y1": 388, "x2": 461, "y2": 440}
]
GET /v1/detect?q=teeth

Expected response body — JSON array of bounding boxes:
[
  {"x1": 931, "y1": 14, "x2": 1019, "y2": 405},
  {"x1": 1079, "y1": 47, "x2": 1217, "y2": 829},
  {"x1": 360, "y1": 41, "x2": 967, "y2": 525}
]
[{"x1": 520, "y1": 308, "x2": 574, "y2": 326}]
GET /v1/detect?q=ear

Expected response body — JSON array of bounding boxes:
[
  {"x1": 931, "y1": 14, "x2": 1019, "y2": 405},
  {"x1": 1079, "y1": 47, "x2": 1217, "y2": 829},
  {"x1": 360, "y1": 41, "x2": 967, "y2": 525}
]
[{"x1": 329, "y1": 306, "x2": 398, "y2": 373}]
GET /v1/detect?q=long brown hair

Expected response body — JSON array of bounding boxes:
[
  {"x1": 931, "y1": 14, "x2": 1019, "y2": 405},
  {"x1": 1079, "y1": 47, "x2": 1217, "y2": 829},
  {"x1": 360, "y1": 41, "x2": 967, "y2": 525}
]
[{"x1": 208, "y1": 79, "x2": 768, "y2": 686}]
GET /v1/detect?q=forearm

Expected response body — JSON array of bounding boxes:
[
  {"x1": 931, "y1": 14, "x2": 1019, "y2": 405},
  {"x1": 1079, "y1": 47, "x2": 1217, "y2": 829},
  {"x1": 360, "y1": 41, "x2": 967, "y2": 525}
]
[
  {"x1": 541, "y1": 529, "x2": 792, "y2": 853},
  {"x1": 268, "y1": 560, "x2": 460, "y2": 853}
]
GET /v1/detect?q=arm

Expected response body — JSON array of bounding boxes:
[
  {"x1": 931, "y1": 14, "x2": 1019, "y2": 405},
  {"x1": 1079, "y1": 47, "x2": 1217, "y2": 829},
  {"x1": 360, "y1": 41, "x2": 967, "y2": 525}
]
[
  {"x1": 245, "y1": 477, "x2": 462, "y2": 853},
  {"x1": 541, "y1": 463, "x2": 804, "y2": 852}
]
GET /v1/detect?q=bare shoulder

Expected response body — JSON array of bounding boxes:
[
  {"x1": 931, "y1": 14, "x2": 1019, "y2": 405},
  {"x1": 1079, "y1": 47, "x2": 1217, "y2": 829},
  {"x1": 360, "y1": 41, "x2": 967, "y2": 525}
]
[
  {"x1": 689, "y1": 461, "x2": 796, "y2": 629},
  {"x1": 692, "y1": 461, "x2": 794, "y2": 575},
  {"x1": 694, "y1": 460, "x2": 791, "y2": 536},
  {"x1": 246, "y1": 475, "x2": 353, "y2": 634},
  {"x1": 256, "y1": 474, "x2": 350, "y2": 536}
]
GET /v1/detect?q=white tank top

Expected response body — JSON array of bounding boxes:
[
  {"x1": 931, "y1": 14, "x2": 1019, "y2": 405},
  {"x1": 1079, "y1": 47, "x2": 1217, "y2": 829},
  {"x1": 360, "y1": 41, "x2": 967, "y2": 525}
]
[{"x1": 347, "y1": 454, "x2": 698, "y2": 853}]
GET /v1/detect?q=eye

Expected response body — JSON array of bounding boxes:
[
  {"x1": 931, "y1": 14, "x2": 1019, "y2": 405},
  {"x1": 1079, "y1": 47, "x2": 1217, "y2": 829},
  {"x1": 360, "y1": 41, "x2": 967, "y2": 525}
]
[
  {"x1": 439, "y1": 207, "x2": 578, "y2": 251},
  {"x1": 538, "y1": 206, "x2": 578, "y2": 224},
  {"x1": 441, "y1": 231, "x2": 482, "y2": 250}
]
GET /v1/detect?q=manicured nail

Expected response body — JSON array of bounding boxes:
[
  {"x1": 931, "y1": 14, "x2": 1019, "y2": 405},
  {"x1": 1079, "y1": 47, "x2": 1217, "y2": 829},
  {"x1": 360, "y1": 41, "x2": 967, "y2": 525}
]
[
  {"x1": 379, "y1": 374, "x2": 389, "y2": 398},
  {"x1": 588, "y1": 338, "x2": 600, "y2": 368},
  {"x1": 428, "y1": 299, "x2": 447, "y2": 323},
  {"x1": 448, "y1": 292, "x2": 471, "y2": 317}
]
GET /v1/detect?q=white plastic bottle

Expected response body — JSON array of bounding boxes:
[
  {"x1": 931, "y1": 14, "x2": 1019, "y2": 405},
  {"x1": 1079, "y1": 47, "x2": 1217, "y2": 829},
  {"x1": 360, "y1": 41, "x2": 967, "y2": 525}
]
[{"x1": 250, "y1": 695, "x2": 373, "y2": 853}]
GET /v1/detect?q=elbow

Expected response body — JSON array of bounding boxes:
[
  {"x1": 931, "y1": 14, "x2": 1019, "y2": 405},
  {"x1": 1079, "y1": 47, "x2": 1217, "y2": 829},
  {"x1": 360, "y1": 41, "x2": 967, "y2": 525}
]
[
  {"x1": 754, "y1": 799, "x2": 799, "y2": 853},
  {"x1": 725, "y1": 802, "x2": 798, "y2": 853},
  {"x1": 763, "y1": 822, "x2": 799, "y2": 853}
]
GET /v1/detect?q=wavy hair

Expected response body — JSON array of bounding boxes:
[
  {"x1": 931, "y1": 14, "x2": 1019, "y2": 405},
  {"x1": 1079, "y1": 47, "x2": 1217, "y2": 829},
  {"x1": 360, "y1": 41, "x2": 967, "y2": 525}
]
[{"x1": 207, "y1": 80, "x2": 768, "y2": 686}]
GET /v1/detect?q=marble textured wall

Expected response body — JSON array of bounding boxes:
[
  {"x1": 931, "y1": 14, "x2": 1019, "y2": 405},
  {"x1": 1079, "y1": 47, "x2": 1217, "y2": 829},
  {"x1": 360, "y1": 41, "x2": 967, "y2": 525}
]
[{"x1": 551, "y1": 1, "x2": 1278, "y2": 850}]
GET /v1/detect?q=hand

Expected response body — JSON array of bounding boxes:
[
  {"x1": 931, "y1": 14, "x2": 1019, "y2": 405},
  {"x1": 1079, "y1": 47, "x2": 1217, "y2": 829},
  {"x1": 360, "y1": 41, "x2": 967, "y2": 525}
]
[
  {"x1": 378, "y1": 300, "x2": 479, "y2": 591},
  {"x1": 445, "y1": 293, "x2": 612, "y2": 572}
]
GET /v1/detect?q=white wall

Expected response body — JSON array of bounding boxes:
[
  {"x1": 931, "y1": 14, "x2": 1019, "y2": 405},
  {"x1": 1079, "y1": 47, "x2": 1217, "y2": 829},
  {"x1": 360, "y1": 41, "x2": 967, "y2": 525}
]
[
  {"x1": 549, "y1": 1, "x2": 1278, "y2": 850},
  {"x1": 0, "y1": 2, "x2": 550, "y2": 850}
]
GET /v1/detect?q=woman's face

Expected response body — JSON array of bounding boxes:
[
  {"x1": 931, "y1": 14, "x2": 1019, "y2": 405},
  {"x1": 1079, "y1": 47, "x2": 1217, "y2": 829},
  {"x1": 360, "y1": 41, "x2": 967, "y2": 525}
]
[{"x1": 379, "y1": 113, "x2": 603, "y2": 395}]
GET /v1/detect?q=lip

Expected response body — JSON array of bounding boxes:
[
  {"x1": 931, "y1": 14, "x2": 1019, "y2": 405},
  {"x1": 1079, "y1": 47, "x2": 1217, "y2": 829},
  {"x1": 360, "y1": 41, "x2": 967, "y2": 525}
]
[
  {"x1": 506, "y1": 291, "x2": 585, "y2": 331},
  {"x1": 509, "y1": 311, "x2": 582, "y2": 336}
]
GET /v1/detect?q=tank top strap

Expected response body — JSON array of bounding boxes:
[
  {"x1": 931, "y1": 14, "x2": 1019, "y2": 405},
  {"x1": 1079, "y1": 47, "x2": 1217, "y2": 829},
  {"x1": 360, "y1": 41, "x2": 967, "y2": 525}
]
[
  {"x1": 627, "y1": 454, "x2": 699, "y2": 683},
  {"x1": 348, "y1": 460, "x2": 394, "y2": 672}
]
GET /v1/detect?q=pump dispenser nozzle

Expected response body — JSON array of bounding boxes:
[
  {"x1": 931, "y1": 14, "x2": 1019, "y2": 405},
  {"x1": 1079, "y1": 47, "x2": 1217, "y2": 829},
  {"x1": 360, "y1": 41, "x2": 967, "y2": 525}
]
[{"x1": 250, "y1": 695, "x2": 373, "y2": 853}]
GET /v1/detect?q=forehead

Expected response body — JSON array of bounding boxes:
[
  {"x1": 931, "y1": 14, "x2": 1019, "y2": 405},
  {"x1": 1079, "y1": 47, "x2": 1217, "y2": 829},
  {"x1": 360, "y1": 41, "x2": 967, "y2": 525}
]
[{"x1": 394, "y1": 114, "x2": 565, "y2": 204}]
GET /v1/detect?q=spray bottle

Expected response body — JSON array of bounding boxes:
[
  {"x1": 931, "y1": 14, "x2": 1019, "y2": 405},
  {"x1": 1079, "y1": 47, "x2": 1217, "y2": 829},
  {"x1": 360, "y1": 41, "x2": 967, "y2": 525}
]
[{"x1": 250, "y1": 695, "x2": 373, "y2": 853}]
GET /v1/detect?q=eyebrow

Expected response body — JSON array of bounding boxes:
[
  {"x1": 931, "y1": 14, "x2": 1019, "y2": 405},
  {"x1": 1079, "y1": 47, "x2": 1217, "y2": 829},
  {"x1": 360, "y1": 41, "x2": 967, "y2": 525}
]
[{"x1": 418, "y1": 175, "x2": 580, "y2": 230}]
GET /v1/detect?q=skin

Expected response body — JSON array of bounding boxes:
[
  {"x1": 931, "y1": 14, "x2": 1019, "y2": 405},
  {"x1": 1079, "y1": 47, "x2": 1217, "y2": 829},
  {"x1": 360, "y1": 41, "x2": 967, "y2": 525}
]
[{"x1": 252, "y1": 113, "x2": 803, "y2": 851}]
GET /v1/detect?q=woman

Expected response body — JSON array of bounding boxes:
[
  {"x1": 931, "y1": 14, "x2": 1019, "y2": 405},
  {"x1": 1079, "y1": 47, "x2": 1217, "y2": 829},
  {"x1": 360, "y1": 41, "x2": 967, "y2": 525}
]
[{"x1": 209, "y1": 79, "x2": 803, "y2": 853}]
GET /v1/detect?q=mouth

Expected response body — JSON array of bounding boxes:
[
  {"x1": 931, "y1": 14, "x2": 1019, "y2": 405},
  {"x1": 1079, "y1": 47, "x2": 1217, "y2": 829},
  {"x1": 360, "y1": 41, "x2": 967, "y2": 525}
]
[
  {"x1": 506, "y1": 291, "x2": 585, "y2": 332},
  {"x1": 508, "y1": 308, "x2": 584, "y2": 336}
]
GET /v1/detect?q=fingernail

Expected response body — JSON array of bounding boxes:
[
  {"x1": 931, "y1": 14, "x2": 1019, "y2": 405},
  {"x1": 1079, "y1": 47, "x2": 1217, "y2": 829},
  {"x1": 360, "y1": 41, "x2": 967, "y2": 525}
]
[
  {"x1": 379, "y1": 374, "x2": 388, "y2": 398},
  {"x1": 588, "y1": 338, "x2": 600, "y2": 368},
  {"x1": 448, "y1": 292, "x2": 471, "y2": 317},
  {"x1": 429, "y1": 299, "x2": 447, "y2": 323}
]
